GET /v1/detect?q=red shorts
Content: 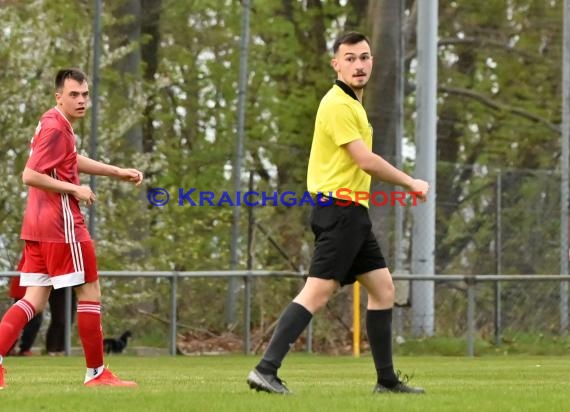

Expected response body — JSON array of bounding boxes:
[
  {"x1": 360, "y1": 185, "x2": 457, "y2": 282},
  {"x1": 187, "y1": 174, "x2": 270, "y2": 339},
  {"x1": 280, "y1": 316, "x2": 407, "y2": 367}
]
[
  {"x1": 20, "y1": 240, "x2": 98, "y2": 289},
  {"x1": 9, "y1": 255, "x2": 27, "y2": 299}
]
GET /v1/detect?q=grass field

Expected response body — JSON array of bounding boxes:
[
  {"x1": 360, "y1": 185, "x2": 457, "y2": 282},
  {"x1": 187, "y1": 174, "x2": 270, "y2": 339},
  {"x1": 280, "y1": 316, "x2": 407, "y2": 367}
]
[{"x1": 1, "y1": 354, "x2": 569, "y2": 411}]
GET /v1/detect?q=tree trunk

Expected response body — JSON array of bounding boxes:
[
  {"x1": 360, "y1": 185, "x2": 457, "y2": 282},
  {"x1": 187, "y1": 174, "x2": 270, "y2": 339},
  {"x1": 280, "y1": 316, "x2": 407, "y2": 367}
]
[
  {"x1": 141, "y1": 0, "x2": 161, "y2": 154},
  {"x1": 113, "y1": 0, "x2": 143, "y2": 152},
  {"x1": 365, "y1": 0, "x2": 405, "y2": 266}
]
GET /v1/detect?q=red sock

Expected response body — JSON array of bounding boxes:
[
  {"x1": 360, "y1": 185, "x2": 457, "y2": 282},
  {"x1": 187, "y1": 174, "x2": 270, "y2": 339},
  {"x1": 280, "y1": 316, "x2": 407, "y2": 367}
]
[
  {"x1": 77, "y1": 301, "x2": 104, "y2": 368},
  {"x1": 0, "y1": 299, "x2": 36, "y2": 357}
]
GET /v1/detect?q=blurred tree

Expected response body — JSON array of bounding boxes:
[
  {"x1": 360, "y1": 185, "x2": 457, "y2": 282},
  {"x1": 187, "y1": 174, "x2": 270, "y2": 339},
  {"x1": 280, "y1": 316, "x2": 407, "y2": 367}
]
[{"x1": 430, "y1": 0, "x2": 562, "y2": 275}]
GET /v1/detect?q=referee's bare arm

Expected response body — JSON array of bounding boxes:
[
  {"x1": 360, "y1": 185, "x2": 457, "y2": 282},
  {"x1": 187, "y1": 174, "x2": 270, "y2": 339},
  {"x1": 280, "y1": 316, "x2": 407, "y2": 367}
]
[{"x1": 343, "y1": 139, "x2": 429, "y2": 202}]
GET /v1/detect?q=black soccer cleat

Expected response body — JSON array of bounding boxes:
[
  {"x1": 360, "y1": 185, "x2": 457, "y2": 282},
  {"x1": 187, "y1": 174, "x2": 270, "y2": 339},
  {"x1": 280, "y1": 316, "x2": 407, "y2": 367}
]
[
  {"x1": 373, "y1": 381, "x2": 425, "y2": 394},
  {"x1": 247, "y1": 369, "x2": 290, "y2": 394}
]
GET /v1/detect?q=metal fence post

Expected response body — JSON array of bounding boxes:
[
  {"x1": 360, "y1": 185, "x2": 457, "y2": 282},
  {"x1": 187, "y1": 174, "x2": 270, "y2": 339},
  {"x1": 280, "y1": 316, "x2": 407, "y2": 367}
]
[
  {"x1": 466, "y1": 276, "x2": 476, "y2": 357},
  {"x1": 244, "y1": 275, "x2": 252, "y2": 354},
  {"x1": 299, "y1": 266, "x2": 312, "y2": 353},
  {"x1": 495, "y1": 170, "x2": 503, "y2": 346},
  {"x1": 169, "y1": 272, "x2": 178, "y2": 356}
]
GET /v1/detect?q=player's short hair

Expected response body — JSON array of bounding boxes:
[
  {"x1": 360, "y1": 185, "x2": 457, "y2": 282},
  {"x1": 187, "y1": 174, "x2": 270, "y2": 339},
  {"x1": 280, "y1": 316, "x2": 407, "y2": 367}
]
[
  {"x1": 55, "y1": 68, "x2": 88, "y2": 91},
  {"x1": 332, "y1": 32, "x2": 370, "y2": 54}
]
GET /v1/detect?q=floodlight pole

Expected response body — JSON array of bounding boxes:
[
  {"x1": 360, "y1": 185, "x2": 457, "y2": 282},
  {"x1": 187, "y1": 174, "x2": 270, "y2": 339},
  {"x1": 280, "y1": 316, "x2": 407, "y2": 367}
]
[
  {"x1": 88, "y1": 0, "x2": 101, "y2": 236},
  {"x1": 560, "y1": 0, "x2": 570, "y2": 334},
  {"x1": 226, "y1": 0, "x2": 250, "y2": 326},
  {"x1": 411, "y1": 0, "x2": 438, "y2": 337}
]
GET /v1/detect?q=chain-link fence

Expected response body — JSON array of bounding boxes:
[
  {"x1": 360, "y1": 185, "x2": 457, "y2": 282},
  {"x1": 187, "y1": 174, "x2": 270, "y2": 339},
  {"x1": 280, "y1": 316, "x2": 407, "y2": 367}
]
[
  {"x1": 381, "y1": 163, "x2": 567, "y2": 345},
  {"x1": 2, "y1": 271, "x2": 570, "y2": 357}
]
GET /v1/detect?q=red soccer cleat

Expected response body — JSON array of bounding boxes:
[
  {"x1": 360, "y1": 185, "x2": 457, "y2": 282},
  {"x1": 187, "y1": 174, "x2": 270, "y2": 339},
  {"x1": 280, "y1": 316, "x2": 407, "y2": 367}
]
[{"x1": 84, "y1": 368, "x2": 137, "y2": 387}]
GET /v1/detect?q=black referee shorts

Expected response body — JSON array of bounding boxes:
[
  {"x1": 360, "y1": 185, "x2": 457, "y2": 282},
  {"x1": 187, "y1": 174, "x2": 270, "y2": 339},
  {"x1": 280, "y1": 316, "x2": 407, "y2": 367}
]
[{"x1": 308, "y1": 200, "x2": 387, "y2": 286}]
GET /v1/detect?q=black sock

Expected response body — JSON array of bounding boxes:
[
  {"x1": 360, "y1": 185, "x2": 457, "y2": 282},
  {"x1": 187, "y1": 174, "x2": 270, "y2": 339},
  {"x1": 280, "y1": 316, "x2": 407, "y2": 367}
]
[
  {"x1": 366, "y1": 308, "x2": 398, "y2": 387},
  {"x1": 255, "y1": 302, "x2": 313, "y2": 376}
]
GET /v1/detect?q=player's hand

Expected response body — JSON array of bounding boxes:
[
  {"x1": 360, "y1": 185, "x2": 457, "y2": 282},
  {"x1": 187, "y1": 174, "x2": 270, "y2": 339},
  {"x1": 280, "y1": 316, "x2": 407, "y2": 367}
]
[
  {"x1": 408, "y1": 179, "x2": 429, "y2": 202},
  {"x1": 117, "y1": 168, "x2": 144, "y2": 186},
  {"x1": 73, "y1": 185, "x2": 96, "y2": 205}
]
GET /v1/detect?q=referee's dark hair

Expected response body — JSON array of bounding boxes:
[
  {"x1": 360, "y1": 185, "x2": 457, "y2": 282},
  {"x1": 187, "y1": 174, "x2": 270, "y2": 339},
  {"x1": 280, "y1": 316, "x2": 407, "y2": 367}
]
[{"x1": 332, "y1": 32, "x2": 370, "y2": 54}]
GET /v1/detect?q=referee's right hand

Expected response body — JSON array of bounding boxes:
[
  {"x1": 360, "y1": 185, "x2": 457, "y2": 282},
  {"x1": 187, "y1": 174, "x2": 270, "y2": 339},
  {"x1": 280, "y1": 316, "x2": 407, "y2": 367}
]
[{"x1": 408, "y1": 179, "x2": 429, "y2": 202}]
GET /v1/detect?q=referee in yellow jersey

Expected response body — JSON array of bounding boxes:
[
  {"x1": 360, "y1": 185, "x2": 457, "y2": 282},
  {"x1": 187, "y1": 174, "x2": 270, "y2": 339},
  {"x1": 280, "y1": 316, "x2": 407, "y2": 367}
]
[{"x1": 247, "y1": 31, "x2": 429, "y2": 395}]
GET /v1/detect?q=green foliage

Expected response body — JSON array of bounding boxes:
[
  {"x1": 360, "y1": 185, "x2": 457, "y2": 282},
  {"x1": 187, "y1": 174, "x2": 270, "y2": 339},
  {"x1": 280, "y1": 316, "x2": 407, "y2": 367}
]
[
  {"x1": 431, "y1": 0, "x2": 563, "y2": 276},
  {"x1": 0, "y1": 3, "x2": 93, "y2": 268}
]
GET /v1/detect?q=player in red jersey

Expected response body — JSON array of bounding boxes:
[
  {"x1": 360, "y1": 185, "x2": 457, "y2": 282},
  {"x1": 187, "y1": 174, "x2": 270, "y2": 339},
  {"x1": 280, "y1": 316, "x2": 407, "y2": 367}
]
[{"x1": 0, "y1": 68, "x2": 143, "y2": 389}]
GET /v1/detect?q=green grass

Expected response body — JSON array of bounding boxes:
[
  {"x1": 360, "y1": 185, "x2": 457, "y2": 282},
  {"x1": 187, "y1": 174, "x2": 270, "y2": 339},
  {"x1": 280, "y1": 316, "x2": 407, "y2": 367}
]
[
  {"x1": 1, "y1": 354, "x2": 569, "y2": 411},
  {"x1": 393, "y1": 334, "x2": 570, "y2": 356}
]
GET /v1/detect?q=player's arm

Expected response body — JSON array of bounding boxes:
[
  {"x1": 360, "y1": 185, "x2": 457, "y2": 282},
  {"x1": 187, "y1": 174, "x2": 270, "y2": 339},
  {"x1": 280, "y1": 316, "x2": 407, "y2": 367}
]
[
  {"x1": 22, "y1": 167, "x2": 95, "y2": 205},
  {"x1": 77, "y1": 155, "x2": 143, "y2": 186},
  {"x1": 343, "y1": 139, "x2": 429, "y2": 201}
]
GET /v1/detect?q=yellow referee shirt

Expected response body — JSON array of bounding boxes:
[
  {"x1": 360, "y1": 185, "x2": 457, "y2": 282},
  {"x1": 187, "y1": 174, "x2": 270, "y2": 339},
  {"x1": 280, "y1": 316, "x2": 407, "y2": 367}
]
[{"x1": 307, "y1": 81, "x2": 373, "y2": 207}]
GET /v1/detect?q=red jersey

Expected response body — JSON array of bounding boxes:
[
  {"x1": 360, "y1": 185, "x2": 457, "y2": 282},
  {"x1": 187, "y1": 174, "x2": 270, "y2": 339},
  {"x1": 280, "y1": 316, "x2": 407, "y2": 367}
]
[{"x1": 20, "y1": 107, "x2": 91, "y2": 243}]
